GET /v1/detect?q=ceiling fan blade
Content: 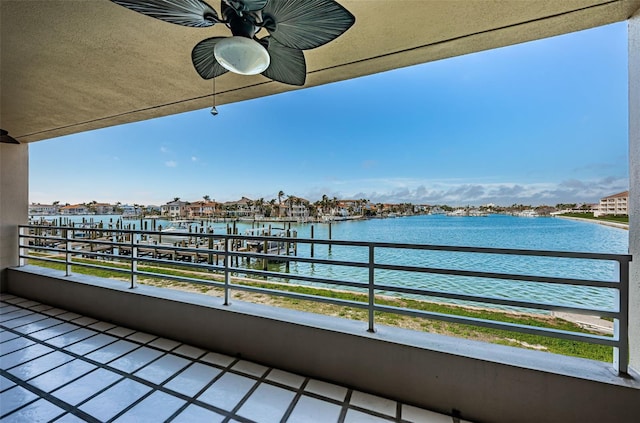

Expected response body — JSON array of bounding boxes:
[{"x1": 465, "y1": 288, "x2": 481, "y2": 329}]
[
  {"x1": 192, "y1": 37, "x2": 230, "y2": 79},
  {"x1": 0, "y1": 129, "x2": 20, "y2": 144},
  {"x1": 261, "y1": 37, "x2": 306, "y2": 86},
  {"x1": 223, "y1": 0, "x2": 268, "y2": 13},
  {"x1": 262, "y1": 0, "x2": 355, "y2": 50},
  {"x1": 111, "y1": 0, "x2": 219, "y2": 28}
]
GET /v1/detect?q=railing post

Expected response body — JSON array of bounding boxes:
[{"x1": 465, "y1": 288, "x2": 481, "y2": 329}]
[
  {"x1": 368, "y1": 244, "x2": 375, "y2": 333},
  {"x1": 224, "y1": 236, "x2": 230, "y2": 306},
  {"x1": 130, "y1": 232, "x2": 138, "y2": 289},
  {"x1": 65, "y1": 226, "x2": 72, "y2": 276},
  {"x1": 614, "y1": 258, "x2": 630, "y2": 374}
]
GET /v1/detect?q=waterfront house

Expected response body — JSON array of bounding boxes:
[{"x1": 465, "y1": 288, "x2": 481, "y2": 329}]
[
  {"x1": 58, "y1": 204, "x2": 88, "y2": 215},
  {"x1": 92, "y1": 202, "x2": 117, "y2": 214},
  {"x1": 161, "y1": 200, "x2": 189, "y2": 218},
  {"x1": 186, "y1": 200, "x2": 219, "y2": 218},
  {"x1": 282, "y1": 196, "x2": 310, "y2": 220},
  {"x1": 595, "y1": 190, "x2": 629, "y2": 217},
  {"x1": 224, "y1": 197, "x2": 255, "y2": 218},
  {"x1": 2, "y1": 2, "x2": 640, "y2": 422},
  {"x1": 27, "y1": 203, "x2": 59, "y2": 216}
]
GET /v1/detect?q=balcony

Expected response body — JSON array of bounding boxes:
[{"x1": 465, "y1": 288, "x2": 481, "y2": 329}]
[
  {"x1": 2, "y1": 2, "x2": 640, "y2": 422},
  {"x1": 2, "y1": 224, "x2": 638, "y2": 422},
  {"x1": 2, "y1": 293, "x2": 461, "y2": 422}
]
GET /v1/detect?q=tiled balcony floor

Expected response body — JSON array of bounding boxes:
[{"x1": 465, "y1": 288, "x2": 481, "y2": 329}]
[{"x1": 1, "y1": 294, "x2": 464, "y2": 423}]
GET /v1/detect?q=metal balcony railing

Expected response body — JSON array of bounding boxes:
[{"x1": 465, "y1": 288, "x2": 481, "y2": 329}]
[{"x1": 17, "y1": 224, "x2": 632, "y2": 374}]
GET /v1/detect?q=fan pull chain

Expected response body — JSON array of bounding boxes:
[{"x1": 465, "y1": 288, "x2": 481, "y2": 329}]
[{"x1": 210, "y1": 75, "x2": 219, "y2": 116}]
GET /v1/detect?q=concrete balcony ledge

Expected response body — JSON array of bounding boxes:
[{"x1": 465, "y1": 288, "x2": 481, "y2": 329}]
[{"x1": 6, "y1": 265, "x2": 640, "y2": 423}]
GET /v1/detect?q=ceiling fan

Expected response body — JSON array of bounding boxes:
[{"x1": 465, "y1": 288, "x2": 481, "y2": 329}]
[{"x1": 111, "y1": 0, "x2": 355, "y2": 86}]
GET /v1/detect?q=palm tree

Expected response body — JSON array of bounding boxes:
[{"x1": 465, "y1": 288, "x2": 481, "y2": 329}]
[
  {"x1": 246, "y1": 199, "x2": 254, "y2": 217},
  {"x1": 285, "y1": 195, "x2": 296, "y2": 217},
  {"x1": 203, "y1": 195, "x2": 211, "y2": 202},
  {"x1": 276, "y1": 191, "x2": 285, "y2": 217},
  {"x1": 320, "y1": 194, "x2": 329, "y2": 215},
  {"x1": 255, "y1": 197, "x2": 265, "y2": 213},
  {"x1": 173, "y1": 197, "x2": 180, "y2": 203}
]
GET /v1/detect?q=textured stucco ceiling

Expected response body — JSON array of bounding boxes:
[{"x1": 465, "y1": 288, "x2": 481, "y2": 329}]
[{"x1": 1, "y1": 0, "x2": 639, "y2": 143}]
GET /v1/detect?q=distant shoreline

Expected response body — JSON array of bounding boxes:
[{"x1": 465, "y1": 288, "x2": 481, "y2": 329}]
[{"x1": 557, "y1": 215, "x2": 628, "y2": 230}]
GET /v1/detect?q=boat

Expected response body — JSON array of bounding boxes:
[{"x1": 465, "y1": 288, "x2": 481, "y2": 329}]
[
  {"x1": 152, "y1": 220, "x2": 203, "y2": 244},
  {"x1": 516, "y1": 210, "x2": 540, "y2": 217},
  {"x1": 446, "y1": 209, "x2": 468, "y2": 217},
  {"x1": 244, "y1": 227, "x2": 292, "y2": 255},
  {"x1": 446, "y1": 208, "x2": 488, "y2": 217},
  {"x1": 468, "y1": 209, "x2": 488, "y2": 217}
]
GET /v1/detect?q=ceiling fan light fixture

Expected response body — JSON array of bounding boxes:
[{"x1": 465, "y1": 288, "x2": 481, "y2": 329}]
[{"x1": 214, "y1": 36, "x2": 270, "y2": 75}]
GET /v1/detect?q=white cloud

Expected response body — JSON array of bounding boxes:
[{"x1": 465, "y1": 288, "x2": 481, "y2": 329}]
[
  {"x1": 160, "y1": 146, "x2": 169, "y2": 154},
  {"x1": 191, "y1": 156, "x2": 198, "y2": 162},
  {"x1": 165, "y1": 161, "x2": 177, "y2": 168}
]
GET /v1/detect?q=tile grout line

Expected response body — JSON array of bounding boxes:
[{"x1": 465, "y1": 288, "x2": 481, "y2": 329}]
[{"x1": 279, "y1": 376, "x2": 310, "y2": 423}]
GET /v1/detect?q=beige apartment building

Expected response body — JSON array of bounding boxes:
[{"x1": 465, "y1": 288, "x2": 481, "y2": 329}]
[{"x1": 596, "y1": 190, "x2": 629, "y2": 216}]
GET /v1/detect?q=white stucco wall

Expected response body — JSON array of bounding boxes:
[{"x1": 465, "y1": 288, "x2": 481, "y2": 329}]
[
  {"x1": 0, "y1": 143, "x2": 28, "y2": 291},
  {"x1": 629, "y1": 11, "x2": 640, "y2": 373}
]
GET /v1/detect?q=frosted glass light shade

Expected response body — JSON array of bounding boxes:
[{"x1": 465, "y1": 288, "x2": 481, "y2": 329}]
[{"x1": 214, "y1": 36, "x2": 270, "y2": 75}]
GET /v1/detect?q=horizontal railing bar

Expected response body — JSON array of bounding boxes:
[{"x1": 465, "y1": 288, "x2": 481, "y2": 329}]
[
  {"x1": 20, "y1": 245, "x2": 66, "y2": 253},
  {"x1": 129, "y1": 245, "x2": 205, "y2": 254},
  {"x1": 69, "y1": 261, "x2": 130, "y2": 275},
  {"x1": 19, "y1": 255, "x2": 66, "y2": 265},
  {"x1": 133, "y1": 255, "x2": 222, "y2": 271},
  {"x1": 230, "y1": 250, "x2": 369, "y2": 268},
  {"x1": 136, "y1": 257, "x2": 224, "y2": 275},
  {"x1": 228, "y1": 267, "x2": 369, "y2": 290},
  {"x1": 69, "y1": 250, "x2": 125, "y2": 261},
  {"x1": 375, "y1": 263, "x2": 619, "y2": 288},
  {"x1": 133, "y1": 243, "x2": 217, "y2": 255},
  {"x1": 64, "y1": 238, "x2": 128, "y2": 247},
  {"x1": 228, "y1": 282, "x2": 370, "y2": 309},
  {"x1": 375, "y1": 304, "x2": 618, "y2": 346},
  {"x1": 371, "y1": 242, "x2": 632, "y2": 262},
  {"x1": 20, "y1": 234, "x2": 67, "y2": 241},
  {"x1": 374, "y1": 283, "x2": 619, "y2": 317},
  {"x1": 67, "y1": 249, "x2": 123, "y2": 259}
]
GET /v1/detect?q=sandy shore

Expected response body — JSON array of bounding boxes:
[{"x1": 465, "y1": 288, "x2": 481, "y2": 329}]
[{"x1": 556, "y1": 215, "x2": 628, "y2": 230}]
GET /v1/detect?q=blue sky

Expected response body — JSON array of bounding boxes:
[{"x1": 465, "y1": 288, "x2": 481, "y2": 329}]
[{"x1": 30, "y1": 22, "x2": 629, "y2": 207}]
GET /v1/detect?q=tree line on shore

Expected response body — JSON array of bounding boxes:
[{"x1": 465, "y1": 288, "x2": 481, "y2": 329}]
[{"x1": 31, "y1": 194, "x2": 600, "y2": 219}]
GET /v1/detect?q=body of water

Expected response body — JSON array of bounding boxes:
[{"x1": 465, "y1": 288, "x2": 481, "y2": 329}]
[{"x1": 32, "y1": 214, "x2": 628, "y2": 311}]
